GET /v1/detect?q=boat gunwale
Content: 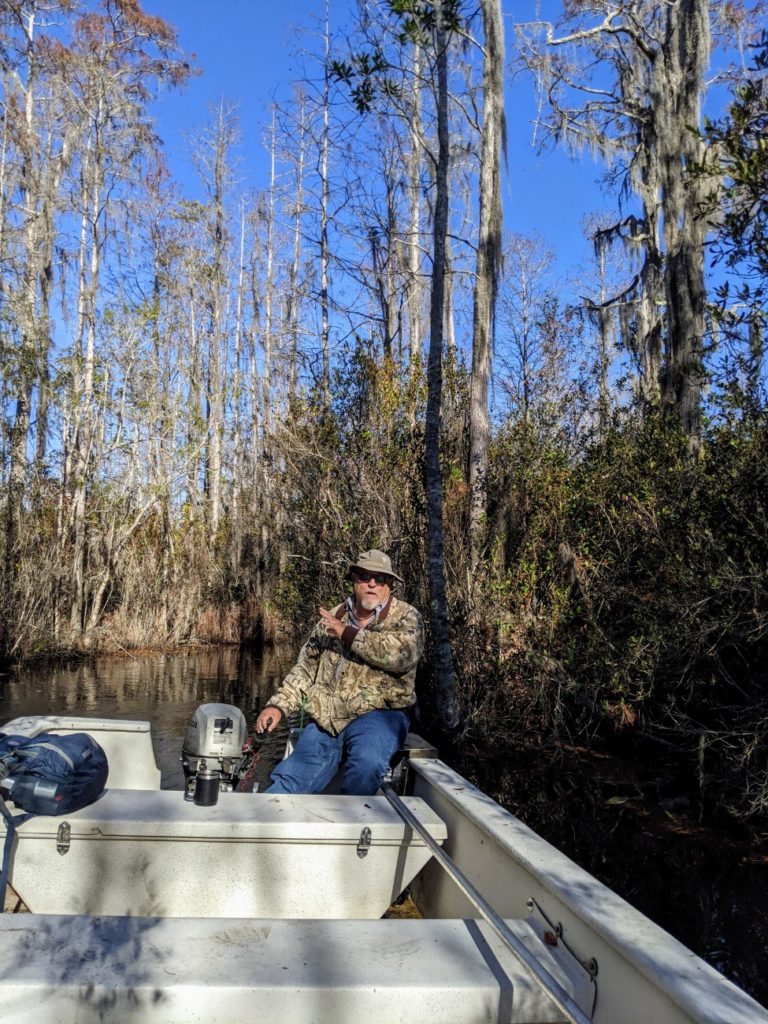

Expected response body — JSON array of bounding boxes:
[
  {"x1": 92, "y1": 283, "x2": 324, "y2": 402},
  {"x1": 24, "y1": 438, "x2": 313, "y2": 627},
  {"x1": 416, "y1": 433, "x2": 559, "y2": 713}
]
[{"x1": 409, "y1": 757, "x2": 768, "y2": 1024}]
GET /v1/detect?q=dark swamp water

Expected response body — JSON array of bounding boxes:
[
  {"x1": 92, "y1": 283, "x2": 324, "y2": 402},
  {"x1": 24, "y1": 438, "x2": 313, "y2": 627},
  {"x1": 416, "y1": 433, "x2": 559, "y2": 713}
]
[{"x1": 0, "y1": 646, "x2": 294, "y2": 790}]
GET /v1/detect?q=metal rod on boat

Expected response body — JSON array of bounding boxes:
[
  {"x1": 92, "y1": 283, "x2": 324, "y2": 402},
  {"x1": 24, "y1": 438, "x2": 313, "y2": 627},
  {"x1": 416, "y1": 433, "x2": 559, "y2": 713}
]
[{"x1": 381, "y1": 783, "x2": 593, "y2": 1024}]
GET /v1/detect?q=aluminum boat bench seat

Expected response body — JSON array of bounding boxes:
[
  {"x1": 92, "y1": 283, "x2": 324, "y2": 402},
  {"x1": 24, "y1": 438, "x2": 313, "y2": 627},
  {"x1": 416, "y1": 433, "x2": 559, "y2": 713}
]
[
  {"x1": 2, "y1": 791, "x2": 447, "y2": 919},
  {"x1": 0, "y1": 912, "x2": 592, "y2": 1024}
]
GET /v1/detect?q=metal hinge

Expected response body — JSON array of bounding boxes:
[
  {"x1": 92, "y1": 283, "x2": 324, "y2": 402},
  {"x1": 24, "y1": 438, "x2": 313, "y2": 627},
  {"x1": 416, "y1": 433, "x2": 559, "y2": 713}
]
[
  {"x1": 56, "y1": 821, "x2": 71, "y2": 855},
  {"x1": 357, "y1": 826, "x2": 372, "y2": 858}
]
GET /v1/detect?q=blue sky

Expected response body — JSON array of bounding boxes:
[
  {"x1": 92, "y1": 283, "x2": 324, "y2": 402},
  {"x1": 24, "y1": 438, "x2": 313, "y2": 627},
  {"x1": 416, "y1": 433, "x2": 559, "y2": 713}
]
[
  {"x1": 148, "y1": 0, "x2": 324, "y2": 183},
  {"x1": 147, "y1": 0, "x2": 611, "y2": 284}
]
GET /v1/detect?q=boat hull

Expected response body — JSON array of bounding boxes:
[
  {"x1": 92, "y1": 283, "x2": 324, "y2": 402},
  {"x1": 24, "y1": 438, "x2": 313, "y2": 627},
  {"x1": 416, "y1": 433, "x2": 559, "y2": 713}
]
[
  {"x1": 409, "y1": 757, "x2": 767, "y2": 1024},
  {"x1": 1, "y1": 715, "x2": 766, "y2": 1023}
]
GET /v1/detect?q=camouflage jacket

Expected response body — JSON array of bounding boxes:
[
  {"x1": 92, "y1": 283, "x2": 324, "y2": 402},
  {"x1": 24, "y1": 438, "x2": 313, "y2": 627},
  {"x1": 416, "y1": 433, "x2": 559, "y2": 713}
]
[{"x1": 266, "y1": 595, "x2": 424, "y2": 735}]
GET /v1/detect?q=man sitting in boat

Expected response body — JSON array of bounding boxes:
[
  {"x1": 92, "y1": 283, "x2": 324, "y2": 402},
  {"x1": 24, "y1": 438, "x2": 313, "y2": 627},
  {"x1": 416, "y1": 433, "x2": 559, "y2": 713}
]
[{"x1": 254, "y1": 550, "x2": 424, "y2": 795}]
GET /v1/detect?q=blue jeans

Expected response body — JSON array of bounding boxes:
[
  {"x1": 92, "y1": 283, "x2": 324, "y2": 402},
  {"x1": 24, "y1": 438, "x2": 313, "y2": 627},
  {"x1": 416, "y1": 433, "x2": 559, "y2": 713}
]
[{"x1": 266, "y1": 709, "x2": 410, "y2": 796}]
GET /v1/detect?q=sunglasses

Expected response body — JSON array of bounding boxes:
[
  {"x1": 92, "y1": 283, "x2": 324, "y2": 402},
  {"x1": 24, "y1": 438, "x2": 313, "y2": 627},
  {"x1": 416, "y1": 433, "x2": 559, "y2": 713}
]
[{"x1": 352, "y1": 572, "x2": 392, "y2": 586}]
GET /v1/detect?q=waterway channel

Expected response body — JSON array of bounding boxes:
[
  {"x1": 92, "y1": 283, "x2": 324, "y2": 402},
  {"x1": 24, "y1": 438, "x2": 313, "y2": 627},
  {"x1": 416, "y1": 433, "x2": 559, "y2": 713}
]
[{"x1": 0, "y1": 646, "x2": 293, "y2": 789}]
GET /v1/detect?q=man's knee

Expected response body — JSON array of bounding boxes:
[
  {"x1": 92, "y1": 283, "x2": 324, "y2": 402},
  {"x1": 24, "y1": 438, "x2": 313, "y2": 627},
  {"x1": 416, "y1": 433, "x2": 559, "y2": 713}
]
[
  {"x1": 339, "y1": 710, "x2": 409, "y2": 795},
  {"x1": 266, "y1": 724, "x2": 341, "y2": 794}
]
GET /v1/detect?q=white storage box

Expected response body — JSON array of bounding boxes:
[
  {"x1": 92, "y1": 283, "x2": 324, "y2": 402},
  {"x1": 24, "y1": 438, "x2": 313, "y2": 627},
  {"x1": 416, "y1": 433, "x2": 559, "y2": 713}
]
[{"x1": 4, "y1": 790, "x2": 447, "y2": 919}]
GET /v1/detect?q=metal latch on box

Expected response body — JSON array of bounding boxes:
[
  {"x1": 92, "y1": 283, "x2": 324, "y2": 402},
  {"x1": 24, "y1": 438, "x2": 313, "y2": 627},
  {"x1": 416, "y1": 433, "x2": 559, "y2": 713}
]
[
  {"x1": 56, "y1": 821, "x2": 71, "y2": 855},
  {"x1": 357, "y1": 826, "x2": 371, "y2": 857}
]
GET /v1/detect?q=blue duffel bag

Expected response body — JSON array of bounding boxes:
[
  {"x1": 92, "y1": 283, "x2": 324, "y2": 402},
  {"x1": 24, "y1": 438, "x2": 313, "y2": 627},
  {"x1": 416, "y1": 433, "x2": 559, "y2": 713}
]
[{"x1": 0, "y1": 732, "x2": 109, "y2": 816}]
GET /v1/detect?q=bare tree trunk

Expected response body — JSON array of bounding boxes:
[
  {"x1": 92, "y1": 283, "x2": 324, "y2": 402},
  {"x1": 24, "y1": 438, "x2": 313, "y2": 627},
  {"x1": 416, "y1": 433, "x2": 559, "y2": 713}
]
[
  {"x1": 370, "y1": 165, "x2": 399, "y2": 360},
  {"x1": 201, "y1": 102, "x2": 237, "y2": 546},
  {"x1": 35, "y1": 216, "x2": 53, "y2": 474},
  {"x1": 248, "y1": 213, "x2": 262, "y2": 460},
  {"x1": 520, "y1": 258, "x2": 532, "y2": 424},
  {"x1": 187, "y1": 286, "x2": 202, "y2": 511},
  {"x1": 33, "y1": 114, "x2": 71, "y2": 478},
  {"x1": 468, "y1": 0, "x2": 504, "y2": 572},
  {"x1": 425, "y1": 0, "x2": 457, "y2": 736},
  {"x1": 207, "y1": 196, "x2": 224, "y2": 545},
  {"x1": 407, "y1": 40, "x2": 423, "y2": 380},
  {"x1": 70, "y1": 115, "x2": 103, "y2": 637},
  {"x1": 320, "y1": 0, "x2": 331, "y2": 403},
  {"x1": 259, "y1": 112, "x2": 279, "y2": 594},
  {"x1": 2, "y1": 8, "x2": 37, "y2": 657},
  {"x1": 287, "y1": 92, "x2": 306, "y2": 398},
  {"x1": 263, "y1": 113, "x2": 276, "y2": 445},
  {"x1": 747, "y1": 316, "x2": 764, "y2": 404},
  {"x1": 150, "y1": 219, "x2": 173, "y2": 632},
  {"x1": 0, "y1": 87, "x2": 8, "y2": 301},
  {"x1": 385, "y1": 168, "x2": 399, "y2": 359},
  {"x1": 443, "y1": 243, "x2": 455, "y2": 363},
  {"x1": 634, "y1": 250, "x2": 664, "y2": 406},
  {"x1": 231, "y1": 203, "x2": 246, "y2": 565},
  {"x1": 593, "y1": 237, "x2": 613, "y2": 435},
  {"x1": 658, "y1": 0, "x2": 709, "y2": 452}
]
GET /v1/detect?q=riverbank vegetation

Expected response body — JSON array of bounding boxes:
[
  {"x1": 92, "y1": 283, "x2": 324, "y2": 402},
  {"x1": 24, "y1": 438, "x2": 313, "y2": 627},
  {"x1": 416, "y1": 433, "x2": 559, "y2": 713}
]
[{"x1": 1, "y1": 0, "x2": 767, "y2": 999}]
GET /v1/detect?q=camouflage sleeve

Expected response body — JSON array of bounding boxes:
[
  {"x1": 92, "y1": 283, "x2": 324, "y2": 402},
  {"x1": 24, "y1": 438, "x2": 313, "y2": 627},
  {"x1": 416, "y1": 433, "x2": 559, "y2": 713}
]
[
  {"x1": 349, "y1": 606, "x2": 424, "y2": 674},
  {"x1": 265, "y1": 625, "x2": 323, "y2": 716}
]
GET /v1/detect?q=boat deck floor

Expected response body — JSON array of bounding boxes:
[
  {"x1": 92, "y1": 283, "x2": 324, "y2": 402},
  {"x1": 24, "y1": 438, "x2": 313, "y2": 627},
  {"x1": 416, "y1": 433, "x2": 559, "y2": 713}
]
[{"x1": 0, "y1": 912, "x2": 586, "y2": 1024}]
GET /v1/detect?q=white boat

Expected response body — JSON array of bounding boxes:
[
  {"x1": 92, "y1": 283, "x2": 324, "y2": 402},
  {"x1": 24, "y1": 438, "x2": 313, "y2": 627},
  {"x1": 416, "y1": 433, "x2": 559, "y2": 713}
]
[{"x1": 0, "y1": 708, "x2": 766, "y2": 1024}]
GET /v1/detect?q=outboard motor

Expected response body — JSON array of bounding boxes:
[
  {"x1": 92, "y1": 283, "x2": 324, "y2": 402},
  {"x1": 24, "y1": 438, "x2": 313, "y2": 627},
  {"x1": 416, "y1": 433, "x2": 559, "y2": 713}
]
[{"x1": 181, "y1": 703, "x2": 249, "y2": 801}]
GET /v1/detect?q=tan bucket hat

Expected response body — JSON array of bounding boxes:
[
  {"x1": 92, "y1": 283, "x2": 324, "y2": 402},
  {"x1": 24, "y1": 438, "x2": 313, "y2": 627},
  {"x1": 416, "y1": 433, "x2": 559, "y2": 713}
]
[{"x1": 349, "y1": 549, "x2": 404, "y2": 585}]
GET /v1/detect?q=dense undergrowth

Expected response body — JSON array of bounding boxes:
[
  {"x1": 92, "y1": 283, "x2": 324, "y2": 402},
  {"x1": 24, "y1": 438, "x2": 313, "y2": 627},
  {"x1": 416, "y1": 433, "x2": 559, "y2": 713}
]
[{"x1": 460, "y1": 412, "x2": 768, "y2": 824}]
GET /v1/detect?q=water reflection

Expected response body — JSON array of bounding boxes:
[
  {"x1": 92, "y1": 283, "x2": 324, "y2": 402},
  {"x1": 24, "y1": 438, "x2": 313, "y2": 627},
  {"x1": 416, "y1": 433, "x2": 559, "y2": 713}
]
[{"x1": 0, "y1": 646, "x2": 295, "y2": 789}]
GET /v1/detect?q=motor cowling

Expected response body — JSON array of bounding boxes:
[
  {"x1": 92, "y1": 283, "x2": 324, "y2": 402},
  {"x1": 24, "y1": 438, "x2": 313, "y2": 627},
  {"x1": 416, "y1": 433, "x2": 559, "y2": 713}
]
[{"x1": 181, "y1": 703, "x2": 248, "y2": 798}]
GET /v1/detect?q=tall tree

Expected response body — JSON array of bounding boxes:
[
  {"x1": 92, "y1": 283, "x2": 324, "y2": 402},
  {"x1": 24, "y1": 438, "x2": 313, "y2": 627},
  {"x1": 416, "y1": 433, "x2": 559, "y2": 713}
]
[
  {"x1": 319, "y1": 0, "x2": 332, "y2": 403},
  {"x1": 468, "y1": 0, "x2": 504, "y2": 572},
  {"x1": 192, "y1": 100, "x2": 238, "y2": 546},
  {"x1": 518, "y1": 0, "x2": 711, "y2": 450},
  {"x1": 423, "y1": 0, "x2": 458, "y2": 733},
  {"x1": 283, "y1": 89, "x2": 308, "y2": 397},
  {"x1": 406, "y1": 36, "x2": 423, "y2": 383}
]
